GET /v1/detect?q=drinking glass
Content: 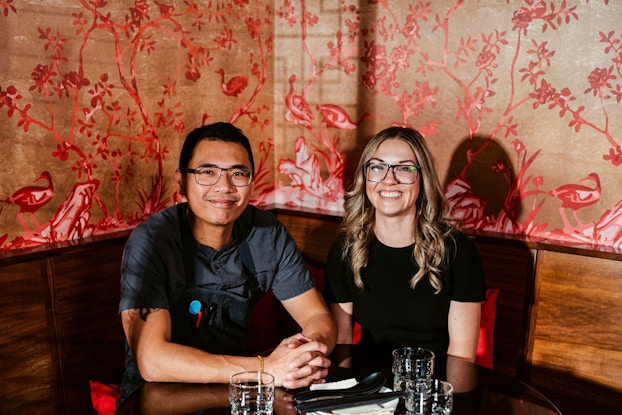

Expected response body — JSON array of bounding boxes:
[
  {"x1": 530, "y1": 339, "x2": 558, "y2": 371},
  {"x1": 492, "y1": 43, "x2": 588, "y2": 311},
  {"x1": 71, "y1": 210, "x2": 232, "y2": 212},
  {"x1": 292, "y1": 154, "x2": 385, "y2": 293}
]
[
  {"x1": 428, "y1": 379, "x2": 453, "y2": 415},
  {"x1": 406, "y1": 378, "x2": 453, "y2": 415},
  {"x1": 229, "y1": 371, "x2": 274, "y2": 415},
  {"x1": 391, "y1": 347, "x2": 435, "y2": 392},
  {"x1": 405, "y1": 378, "x2": 429, "y2": 414}
]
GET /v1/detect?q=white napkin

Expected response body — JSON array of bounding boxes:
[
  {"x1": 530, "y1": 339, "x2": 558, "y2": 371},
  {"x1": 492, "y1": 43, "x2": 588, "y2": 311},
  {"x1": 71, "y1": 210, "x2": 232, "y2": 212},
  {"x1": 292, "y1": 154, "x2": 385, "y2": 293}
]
[
  {"x1": 306, "y1": 380, "x2": 398, "y2": 415},
  {"x1": 309, "y1": 378, "x2": 358, "y2": 391}
]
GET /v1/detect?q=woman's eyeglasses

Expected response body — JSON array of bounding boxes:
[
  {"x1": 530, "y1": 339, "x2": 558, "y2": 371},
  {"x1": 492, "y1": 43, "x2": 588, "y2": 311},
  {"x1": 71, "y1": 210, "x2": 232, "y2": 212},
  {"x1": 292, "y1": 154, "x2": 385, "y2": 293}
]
[{"x1": 363, "y1": 162, "x2": 420, "y2": 184}]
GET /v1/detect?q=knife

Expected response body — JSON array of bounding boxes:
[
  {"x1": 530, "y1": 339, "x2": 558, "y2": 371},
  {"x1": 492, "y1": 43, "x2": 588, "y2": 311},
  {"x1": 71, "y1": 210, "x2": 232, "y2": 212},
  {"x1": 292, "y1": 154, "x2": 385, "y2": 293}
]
[{"x1": 295, "y1": 391, "x2": 406, "y2": 414}]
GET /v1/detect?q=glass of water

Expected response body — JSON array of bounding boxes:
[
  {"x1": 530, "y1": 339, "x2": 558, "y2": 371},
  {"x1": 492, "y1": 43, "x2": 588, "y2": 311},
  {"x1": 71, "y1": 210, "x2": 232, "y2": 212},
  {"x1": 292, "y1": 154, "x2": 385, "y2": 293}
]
[
  {"x1": 406, "y1": 378, "x2": 453, "y2": 414},
  {"x1": 391, "y1": 347, "x2": 435, "y2": 392},
  {"x1": 428, "y1": 379, "x2": 453, "y2": 415},
  {"x1": 229, "y1": 371, "x2": 274, "y2": 415}
]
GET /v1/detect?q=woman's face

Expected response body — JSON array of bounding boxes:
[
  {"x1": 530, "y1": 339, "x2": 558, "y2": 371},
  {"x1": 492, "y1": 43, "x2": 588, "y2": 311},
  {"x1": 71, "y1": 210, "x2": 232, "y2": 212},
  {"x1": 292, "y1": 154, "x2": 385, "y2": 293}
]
[{"x1": 365, "y1": 138, "x2": 421, "y2": 220}]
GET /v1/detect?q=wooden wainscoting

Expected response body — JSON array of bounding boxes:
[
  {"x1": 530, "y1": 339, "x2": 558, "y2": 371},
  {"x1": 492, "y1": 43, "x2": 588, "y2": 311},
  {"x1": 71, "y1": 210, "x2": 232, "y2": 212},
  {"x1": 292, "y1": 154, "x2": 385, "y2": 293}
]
[
  {"x1": 273, "y1": 208, "x2": 342, "y2": 266},
  {"x1": 2, "y1": 205, "x2": 622, "y2": 414},
  {"x1": 526, "y1": 248, "x2": 622, "y2": 414},
  {"x1": 0, "y1": 259, "x2": 62, "y2": 414},
  {"x1": 471, "y1": 234, "x2": 537, "y2": 378},
  {"x1": 0, "y1": 232, "x2": 130, "y2": 415},
  {"x1": 51, "y1": 240, "x2": 127, "y2": 414}
]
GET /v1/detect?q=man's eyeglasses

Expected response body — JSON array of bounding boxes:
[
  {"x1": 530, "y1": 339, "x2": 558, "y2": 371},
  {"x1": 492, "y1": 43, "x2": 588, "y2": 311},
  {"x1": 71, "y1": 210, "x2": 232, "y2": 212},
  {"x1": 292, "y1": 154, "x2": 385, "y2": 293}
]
[
  {"x1": 363, "y1": 162, "x2": 420, "y2": 184},
  {"x1": 181, "y1": 166, "x2": 253, "y2": 187}
]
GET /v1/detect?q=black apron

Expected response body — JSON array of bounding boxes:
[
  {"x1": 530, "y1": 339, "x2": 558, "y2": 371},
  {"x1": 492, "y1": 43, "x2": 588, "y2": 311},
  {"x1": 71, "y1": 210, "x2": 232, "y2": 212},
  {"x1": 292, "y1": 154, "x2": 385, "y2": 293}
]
[{"x1": 169, "y1": 213, "x2": 262, "y2": 355}]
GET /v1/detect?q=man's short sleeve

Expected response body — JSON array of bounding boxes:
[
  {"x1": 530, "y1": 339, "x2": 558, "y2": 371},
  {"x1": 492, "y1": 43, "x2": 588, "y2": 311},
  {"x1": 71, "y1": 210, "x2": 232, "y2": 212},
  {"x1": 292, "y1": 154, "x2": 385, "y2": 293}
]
[
  {"x1": 247, "y1": 210, "x2": 315, "y2": 301},
  {"x1": 119, "y1": 219, "x2": 179, "y2": 313}
]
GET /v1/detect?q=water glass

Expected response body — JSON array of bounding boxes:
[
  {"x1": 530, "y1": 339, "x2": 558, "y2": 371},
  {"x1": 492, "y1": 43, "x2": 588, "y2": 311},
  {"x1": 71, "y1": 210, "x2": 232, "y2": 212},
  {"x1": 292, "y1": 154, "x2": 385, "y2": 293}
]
[
  {"x1": 406, "y1": 379, "x2": 453, "y2": 414},
  {"x1": 229, "y1": 371, "x2": 274, "y2": 415},
  {"x1": 405, "y1": 378, "x2": 429, "y2": 414},
  {"x1": 391, "y1": 347, "x2": 435, "y2": 392},
  {"x1": 428, "y1": 379, "x2": 453, "y2": 414}
]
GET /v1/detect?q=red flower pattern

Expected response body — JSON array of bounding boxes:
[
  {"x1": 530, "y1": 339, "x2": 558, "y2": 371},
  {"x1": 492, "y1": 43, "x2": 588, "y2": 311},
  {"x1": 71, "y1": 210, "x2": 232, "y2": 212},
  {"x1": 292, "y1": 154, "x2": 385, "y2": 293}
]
[{"x1": 1, "y1": 0, "x2": 621, "y2": 251}]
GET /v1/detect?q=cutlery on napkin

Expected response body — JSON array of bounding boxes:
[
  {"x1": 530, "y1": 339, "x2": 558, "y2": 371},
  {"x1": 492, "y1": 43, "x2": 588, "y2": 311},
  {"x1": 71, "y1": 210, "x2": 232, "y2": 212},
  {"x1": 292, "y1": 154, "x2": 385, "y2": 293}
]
[
  {"x1": 294, "y1": 391, "x2": 406, "y2": 414},
  {"x1": 294, "y1": 372, "x2": 386, "y2": 402}
]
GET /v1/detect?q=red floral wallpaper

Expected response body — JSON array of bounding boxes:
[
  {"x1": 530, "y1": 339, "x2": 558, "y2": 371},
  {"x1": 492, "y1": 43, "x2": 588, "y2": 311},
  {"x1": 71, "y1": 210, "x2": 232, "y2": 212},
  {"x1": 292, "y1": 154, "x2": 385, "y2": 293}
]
[{"x1": 1, "y1": 0, "x2": 621, "y2": 251}]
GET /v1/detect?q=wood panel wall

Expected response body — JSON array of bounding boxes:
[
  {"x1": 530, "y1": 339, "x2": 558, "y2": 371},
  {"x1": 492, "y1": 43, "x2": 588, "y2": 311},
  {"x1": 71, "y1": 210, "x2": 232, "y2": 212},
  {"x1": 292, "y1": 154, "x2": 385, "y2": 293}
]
[
  {"x1": 1, "y1": 207, "x2": 621, "y2": 415},
  {"x1": 526, "y1": 248, "x2": 622, "y2": 414},
  {"x1": 470, "y1": 236, "x2": 536, "y2": 378},
  {"x1": 0, "y1": 234, "x2": 129, "y2": 415},
  {"x1": 51, "y1": 242, "x2": 127, "y2": 413},
  {"x1": 0, "y1": 260, "x2": 61, "y2": 413}
]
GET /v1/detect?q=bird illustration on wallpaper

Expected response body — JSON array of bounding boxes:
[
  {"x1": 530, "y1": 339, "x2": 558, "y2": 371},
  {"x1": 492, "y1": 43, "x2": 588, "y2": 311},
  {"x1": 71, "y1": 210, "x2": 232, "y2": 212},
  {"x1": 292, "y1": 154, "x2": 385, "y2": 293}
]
[
  {"x1": 1, "y1": 171, "x2": 102, "y2": 244},
  {"x1": 215, "y1": 69, "x2": 249, "y2": 97},
  {"x1": 2, "y1": 171, "x2": 53, "y2": 230},
  {"x1": 550, "y1": 172, "x2": 601, "y2": 229},
  {"x1": 316, "y1": 104, "x2": 371, "y2": 130},
  {"x1": 277, "y1": 74, "x2": 354, "y2": 210},
  {"x1": 285, "y1": 74, "x2": 314, "y2": 128}
]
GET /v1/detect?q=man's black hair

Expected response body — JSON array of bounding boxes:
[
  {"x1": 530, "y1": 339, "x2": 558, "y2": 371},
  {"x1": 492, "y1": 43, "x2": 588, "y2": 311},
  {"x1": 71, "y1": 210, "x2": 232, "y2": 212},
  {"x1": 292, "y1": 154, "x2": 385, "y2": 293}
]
[{"x1": 178, "y1": 122, "x2": 255, "y2": 172}]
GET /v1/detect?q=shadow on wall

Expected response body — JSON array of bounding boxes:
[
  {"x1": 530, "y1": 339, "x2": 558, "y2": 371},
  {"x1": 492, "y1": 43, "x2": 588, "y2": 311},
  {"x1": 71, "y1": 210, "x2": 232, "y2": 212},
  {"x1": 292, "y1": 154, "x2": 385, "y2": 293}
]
[{"x1": 444, "y1": 135, "x2": 521, "y2": 228}]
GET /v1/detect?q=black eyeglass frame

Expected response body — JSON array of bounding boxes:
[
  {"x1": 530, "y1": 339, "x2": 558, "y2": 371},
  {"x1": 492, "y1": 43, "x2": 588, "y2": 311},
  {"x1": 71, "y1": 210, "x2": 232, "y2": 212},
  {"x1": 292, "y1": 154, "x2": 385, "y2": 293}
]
[
  {"x1": 181, "y1": 166, "x2": 254, "y2": 187},
  {"x1": 363, "y1": 162, "x2": 421, "y2": 184}
]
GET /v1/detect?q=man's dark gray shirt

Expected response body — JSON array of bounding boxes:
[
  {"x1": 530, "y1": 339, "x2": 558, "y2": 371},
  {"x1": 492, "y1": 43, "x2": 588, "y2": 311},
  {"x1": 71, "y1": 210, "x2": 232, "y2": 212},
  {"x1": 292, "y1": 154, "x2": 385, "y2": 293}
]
[{"x1": 118, "y1": 203, "x2": 315, "y2": 402}]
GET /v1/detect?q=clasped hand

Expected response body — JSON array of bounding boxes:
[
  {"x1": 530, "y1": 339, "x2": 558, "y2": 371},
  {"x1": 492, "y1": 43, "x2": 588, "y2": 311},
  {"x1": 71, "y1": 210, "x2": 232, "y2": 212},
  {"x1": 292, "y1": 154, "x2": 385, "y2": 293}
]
[{"x1": 265, "y1": 333, "x2": 331, "y2": 389}]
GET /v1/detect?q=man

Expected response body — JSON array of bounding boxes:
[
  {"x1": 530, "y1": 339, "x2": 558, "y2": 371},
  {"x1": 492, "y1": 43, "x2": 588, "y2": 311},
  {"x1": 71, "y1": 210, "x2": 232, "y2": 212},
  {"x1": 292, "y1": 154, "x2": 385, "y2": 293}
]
[{"x1": 119, "y1": 122, "x2": 336, "y2": 402}]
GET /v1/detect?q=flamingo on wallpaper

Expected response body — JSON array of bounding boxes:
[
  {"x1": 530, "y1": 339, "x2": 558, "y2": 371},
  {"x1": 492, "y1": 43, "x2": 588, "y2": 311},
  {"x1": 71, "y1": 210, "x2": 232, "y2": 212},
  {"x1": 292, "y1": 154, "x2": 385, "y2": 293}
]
[
  {"x1": 549, "y1": 172, "x2": 601, "y2": 228},
  {"x1": 316, "y1": 104, "x2": 371, "y2": 130},
  {"x1": 285, "y1": 74, "x2": 314, "y2": 128},
  {"x1": 214, "y1": 69, "x2": 248, "y2": 97},
  {"x1": 2, "y1": 171, "x2": 54, "y2": 229}
]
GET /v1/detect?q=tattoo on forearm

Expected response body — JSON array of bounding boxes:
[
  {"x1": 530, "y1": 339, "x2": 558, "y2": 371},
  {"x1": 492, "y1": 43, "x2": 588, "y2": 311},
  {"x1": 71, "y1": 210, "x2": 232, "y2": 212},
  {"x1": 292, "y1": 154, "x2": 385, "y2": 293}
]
[{"x1": 138, "y1": 307, "x2": 159, "y2": 321}]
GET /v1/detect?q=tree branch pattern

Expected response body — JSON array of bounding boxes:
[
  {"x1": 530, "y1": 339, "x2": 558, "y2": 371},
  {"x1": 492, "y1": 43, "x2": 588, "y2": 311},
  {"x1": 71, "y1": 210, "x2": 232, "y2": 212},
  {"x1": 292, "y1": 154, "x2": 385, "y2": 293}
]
[{"x1": 1, "y1": 0, "x2": 621, "y2": 251}]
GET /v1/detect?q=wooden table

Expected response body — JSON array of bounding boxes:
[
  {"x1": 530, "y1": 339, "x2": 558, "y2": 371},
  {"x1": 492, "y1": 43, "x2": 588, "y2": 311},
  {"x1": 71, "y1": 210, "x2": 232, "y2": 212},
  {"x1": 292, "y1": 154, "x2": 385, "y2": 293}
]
[{"x1": 116, "y1": 345, "x2": 561, "y2": 415}]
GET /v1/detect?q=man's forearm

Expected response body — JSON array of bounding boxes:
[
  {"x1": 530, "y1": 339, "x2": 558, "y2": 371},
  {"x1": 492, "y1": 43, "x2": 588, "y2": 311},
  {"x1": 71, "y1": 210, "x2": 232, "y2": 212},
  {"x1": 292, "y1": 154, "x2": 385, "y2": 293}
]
[{"x1": 301, "y1": 312, "x2": 338, "y2": 353}]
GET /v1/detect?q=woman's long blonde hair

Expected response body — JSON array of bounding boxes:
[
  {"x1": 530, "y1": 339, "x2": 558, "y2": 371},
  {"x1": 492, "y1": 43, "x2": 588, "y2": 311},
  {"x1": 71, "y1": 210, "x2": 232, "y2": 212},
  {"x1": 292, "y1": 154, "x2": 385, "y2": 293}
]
[{"x1": 342, "y1": 126, "x2": 455, "y2": 293}]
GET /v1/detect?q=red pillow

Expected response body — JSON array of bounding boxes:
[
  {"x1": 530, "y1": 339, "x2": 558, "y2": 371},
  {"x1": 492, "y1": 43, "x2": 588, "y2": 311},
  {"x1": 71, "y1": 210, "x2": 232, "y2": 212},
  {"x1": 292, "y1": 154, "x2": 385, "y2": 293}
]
[
  {"x1": 475, "y1": 288, "x2": 499, "y2": 369},
  {"x1": 90, "y1": 380, "x2": 120, "y2": 415}
]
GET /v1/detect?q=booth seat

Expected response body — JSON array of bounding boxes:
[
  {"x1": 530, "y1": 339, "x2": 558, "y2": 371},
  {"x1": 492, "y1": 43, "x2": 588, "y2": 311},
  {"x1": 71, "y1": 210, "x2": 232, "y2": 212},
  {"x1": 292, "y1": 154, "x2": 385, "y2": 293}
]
[
  {"x1": 91, "y1": 261, "x2": 327, "y2": 415},
  {"x1": 92, "y1": 263, "x2": 498, "y2": 414}
]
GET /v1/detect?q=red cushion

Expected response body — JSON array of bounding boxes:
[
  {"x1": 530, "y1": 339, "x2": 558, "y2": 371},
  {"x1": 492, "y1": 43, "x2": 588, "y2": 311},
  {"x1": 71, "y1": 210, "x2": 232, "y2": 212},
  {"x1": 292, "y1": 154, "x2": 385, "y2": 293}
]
[
  {"x1": 250, "y1": 261, "x2": 330, "y2": 351},
  {"x1": 90, "y1": 380, "x2": 120, "y2": 415},
  {"x1": 247, "y1": 289, "x2": 283, "y2": 353},
  {"x1": 306, "y1": 261, "x2": 325, "y2": 291},
  {"x1": 353, "y1": 322, "x2": 362, "y2": 344},
  {"x1": 475, "y1": 288, "x2": 499, "y2": 369}
]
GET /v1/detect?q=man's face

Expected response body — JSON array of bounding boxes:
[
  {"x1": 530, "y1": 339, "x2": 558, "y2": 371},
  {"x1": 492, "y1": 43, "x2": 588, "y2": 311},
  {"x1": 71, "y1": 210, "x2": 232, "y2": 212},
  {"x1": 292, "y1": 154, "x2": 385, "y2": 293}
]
[{"x1": 177, "y1": 139, "x2": 254, "y2": 233}]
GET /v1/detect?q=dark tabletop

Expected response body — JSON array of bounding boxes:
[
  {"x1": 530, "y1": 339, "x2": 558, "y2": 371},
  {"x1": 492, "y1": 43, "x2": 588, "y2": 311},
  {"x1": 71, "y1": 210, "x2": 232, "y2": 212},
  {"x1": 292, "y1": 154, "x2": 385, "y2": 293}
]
[{"x1": 115, "y1": 345, "x2": 561, "y2": 415}]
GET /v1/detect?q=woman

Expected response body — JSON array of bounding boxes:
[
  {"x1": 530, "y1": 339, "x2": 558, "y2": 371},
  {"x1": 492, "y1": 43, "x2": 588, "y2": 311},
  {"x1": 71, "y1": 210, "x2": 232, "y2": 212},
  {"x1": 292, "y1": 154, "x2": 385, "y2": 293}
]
[{"x1": 324, "y1": 126, "x2": 486, "y2": 362}]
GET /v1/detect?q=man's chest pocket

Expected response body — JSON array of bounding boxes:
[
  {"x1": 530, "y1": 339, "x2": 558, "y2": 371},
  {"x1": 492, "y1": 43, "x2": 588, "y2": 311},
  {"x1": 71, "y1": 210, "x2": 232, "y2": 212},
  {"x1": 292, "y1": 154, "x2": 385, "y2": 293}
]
[{"x1": 170, "y1": 283, "x2": 263, "y2": 355}]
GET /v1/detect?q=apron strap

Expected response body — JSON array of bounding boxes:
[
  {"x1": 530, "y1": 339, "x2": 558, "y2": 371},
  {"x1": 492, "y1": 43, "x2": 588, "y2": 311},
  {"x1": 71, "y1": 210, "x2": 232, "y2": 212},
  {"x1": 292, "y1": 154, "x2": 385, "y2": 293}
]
[{"x1": 238, "y1": 236, "x2": 256, "y2": 276}]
